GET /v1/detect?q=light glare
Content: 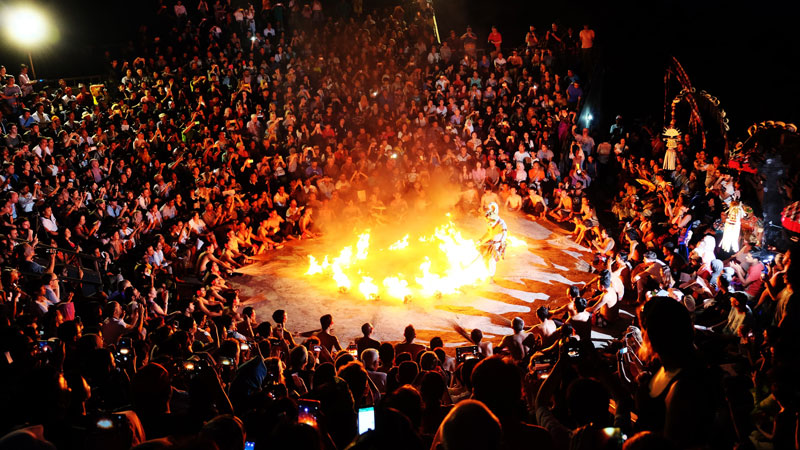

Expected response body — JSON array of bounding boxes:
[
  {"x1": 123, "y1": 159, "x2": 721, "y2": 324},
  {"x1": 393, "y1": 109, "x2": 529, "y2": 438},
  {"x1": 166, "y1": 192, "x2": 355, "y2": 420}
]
[{"x1": 5, "y1": 6, "x2": 48, "y2": 45}]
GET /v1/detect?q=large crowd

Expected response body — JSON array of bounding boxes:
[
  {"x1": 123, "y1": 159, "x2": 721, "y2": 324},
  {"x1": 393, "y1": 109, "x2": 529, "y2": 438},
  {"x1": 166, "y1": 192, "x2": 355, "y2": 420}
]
[{"x1": 1, "y1": 0, "x2": 798, "y2": 449}]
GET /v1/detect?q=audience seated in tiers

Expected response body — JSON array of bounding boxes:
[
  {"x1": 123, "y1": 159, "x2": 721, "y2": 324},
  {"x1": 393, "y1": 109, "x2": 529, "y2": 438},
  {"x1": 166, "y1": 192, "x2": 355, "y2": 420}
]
[{"x1": 1, "y1": 1, "x2": 799, "y2": 450}]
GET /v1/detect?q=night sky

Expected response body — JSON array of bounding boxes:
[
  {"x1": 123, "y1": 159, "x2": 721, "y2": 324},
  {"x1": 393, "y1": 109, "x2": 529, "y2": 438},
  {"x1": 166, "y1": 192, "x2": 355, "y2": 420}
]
[{"x1": 2, "y1": 0, "x2": 797, "y2": 140}]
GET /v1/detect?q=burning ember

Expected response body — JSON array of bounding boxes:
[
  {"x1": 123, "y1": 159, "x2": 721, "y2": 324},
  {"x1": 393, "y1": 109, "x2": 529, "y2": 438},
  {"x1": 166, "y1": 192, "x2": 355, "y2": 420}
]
[{"x1": 305, "y1": 217, "x2": 525, "y2": 300}]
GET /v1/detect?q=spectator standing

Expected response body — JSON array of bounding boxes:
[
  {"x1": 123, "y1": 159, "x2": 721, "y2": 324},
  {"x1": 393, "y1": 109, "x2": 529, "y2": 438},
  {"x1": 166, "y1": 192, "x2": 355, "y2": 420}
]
[{"x1": 487, "y1": 26, "x2": 503, "y2": 53}]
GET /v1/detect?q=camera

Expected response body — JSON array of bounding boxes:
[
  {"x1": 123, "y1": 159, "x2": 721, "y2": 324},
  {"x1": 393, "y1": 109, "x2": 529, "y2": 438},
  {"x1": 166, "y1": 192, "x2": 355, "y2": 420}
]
[
  {"x1": 219, "y1": 356, "x2": 234, "y2": 367},
  {"x1": 455, "y1": 345, "x2": 479, "y2": 363},
  {"x1": 357, "y1": 406, "x2": 375, "y2": 434},
  {"x1": 115, "y1": 346, "x2": 132, "y2": 365},
  {"x1": 265, "y1": 358, "x2": 281, "y2": 384},
  {"x1": 531, "y1": 363, "x2": 552, "y2": 380},
  {"x1": 36, "y1": 340, "x2": 52, "y2": 354},
  {"x1": 565, "y1": 336, "x2": 581, "y2": 359},
  {"x1": 94, "y1": 414, "x2": 126, "y2": 431},
  {"x1": 298, "y1": 399, "x2": 321, "y2": 427},
  {"x1": 180, "y1": 358, "x2": 209, "y2": 379},
  {"x1": 347, "y1": 344, "x2": 358, "y2": 357},
  {"x1": 218, "y1": 356, "x2": 236, "y2": 381},
  {"x1": 602, "y1": 427, "x2": 628, "y2": 445}
]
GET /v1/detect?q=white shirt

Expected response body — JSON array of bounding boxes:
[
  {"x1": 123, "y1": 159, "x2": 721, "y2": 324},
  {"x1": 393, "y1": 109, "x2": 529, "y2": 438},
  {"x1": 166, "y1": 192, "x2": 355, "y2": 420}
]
[
  {"x1": 147, "y1": 210, "x2": 163, "y2": 228},
  {"x1": 19, "y1": 193, "x2": 37, "y2": 213},
  {"x1": 273, "y1": 191, "x2": 289, "y2": 207},
  {"x1": 32, "y1": 112, "x2": 50, "y2": 123},
  {"x1": 61, "y1": 93, "x2": 77, "y2": 105},
  {"x1": 137, "y1": 195, "x2": 150, "y2": 210},
  {"x1": 18, "y1": 73, "x2": 34, "y2": 95},
  {"x1": 41, "y1": 214, "x2": 58, "y2": 233},
  {"x1": 32, "y1": 144, "x2": 51, "y2": 158},
  {"x1": 160, "y1": 203, "x2": 177, "y2": 220},
  {"x1": 149, "y1": 249, "x2": 166, "y2": 267},
  {"x1": 188, "y1": 217, "x2": 207, "y2": 234}
]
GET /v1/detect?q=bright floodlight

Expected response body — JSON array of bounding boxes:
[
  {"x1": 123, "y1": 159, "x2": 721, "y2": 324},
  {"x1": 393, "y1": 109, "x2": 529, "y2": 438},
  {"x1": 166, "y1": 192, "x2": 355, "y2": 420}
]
[{"x1": 4, "y1": 6, "x2": 48, "y2": 45}]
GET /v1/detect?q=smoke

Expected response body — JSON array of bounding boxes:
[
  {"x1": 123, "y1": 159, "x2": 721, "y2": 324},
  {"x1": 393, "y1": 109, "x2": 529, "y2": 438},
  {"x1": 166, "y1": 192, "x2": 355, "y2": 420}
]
[
  {"x1": 305, "y1": 173, "x2": 492, "y2": 300},
  {"x1": 315, "y1": 168, "x2": 477, "y2": 247}
]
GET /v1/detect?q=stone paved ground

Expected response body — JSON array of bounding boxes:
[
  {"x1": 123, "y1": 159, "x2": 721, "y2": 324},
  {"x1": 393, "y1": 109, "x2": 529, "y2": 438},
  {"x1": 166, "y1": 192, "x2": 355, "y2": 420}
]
[{"x1": 233, "y1": 215, "x2": 629, "y2": 351}]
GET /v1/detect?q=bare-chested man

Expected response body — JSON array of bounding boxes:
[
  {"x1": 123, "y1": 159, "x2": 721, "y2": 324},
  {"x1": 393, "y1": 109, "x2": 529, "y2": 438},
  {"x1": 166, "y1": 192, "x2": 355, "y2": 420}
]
[
  {"x1": 314, "y1": 314, "x2": 343, "y2": 357},
  {"x1": 529, "y1": 306, "x2": 559, "y2": 349},
  {"x1": 504, "y1": 187, "x2": 522, "y2": 212},
  {"x1": 195, "y1": 241, "x2": 234, "y2": 275},
  {"x1": 496, "y1": 317, "x2": 535, "y2": 362}
]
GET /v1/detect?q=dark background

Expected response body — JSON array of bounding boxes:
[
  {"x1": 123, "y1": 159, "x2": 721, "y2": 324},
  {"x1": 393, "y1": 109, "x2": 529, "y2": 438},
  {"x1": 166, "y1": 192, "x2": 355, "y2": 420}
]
[{"x1": 2, "y1": 0, "x2": 797, "y2": 141}]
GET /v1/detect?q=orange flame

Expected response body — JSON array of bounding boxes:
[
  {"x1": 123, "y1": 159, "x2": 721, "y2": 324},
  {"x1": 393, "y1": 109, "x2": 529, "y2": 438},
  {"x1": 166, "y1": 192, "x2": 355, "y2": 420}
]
[{"x1": 305, "y1": 218, "x2": 519, "y2": 300}]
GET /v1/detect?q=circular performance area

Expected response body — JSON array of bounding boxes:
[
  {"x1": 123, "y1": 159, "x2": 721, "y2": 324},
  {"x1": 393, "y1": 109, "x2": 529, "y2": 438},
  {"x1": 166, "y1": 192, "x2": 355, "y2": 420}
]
[{"x1": 236, "y1": 214, "x2": 596, "y2": 347}]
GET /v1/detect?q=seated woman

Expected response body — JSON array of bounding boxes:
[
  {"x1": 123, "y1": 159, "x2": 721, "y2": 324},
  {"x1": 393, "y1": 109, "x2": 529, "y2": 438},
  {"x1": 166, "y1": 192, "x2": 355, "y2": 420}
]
[
  {"x1": 73, "y1": 214, "x2": 100, "y2": 248},
  {"x1": 57, "y1": 228, "x2": 82, "y2": 266}
]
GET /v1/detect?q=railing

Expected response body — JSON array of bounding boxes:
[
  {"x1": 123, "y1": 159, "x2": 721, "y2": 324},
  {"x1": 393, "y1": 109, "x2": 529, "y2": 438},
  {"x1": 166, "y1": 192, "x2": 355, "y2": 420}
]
[
  {"x1": 46, "y1": 74, "x2": 107, "y2": 86},
  {"x1": 13, "y1": 238, "x2": 103, "y2": 286}
]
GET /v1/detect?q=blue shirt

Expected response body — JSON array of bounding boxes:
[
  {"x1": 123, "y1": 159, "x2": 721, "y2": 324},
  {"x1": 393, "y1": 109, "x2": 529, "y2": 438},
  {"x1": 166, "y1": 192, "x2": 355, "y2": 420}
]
[
  {"x1": 19, "y1": 115, "x2": 36, "y2": 128},
  {"x1": 305, "y1": 166, "x2": 323, "y2": 177},
  {"x1": 566, "y1": 84, "x2": 583, "y2": 103}
]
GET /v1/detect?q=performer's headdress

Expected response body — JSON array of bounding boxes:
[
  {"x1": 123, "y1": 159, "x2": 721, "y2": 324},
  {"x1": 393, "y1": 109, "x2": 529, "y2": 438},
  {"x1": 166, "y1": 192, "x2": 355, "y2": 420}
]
[{"x1": 484, "y1": 202, "x2": 499, "y2": 218}]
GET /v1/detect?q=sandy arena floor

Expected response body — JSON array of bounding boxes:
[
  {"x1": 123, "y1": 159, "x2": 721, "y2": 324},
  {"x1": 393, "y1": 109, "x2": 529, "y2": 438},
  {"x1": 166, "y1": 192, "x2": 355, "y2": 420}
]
[{"x1": 233, "y1": 215, "x2": 601, "y2": 350}]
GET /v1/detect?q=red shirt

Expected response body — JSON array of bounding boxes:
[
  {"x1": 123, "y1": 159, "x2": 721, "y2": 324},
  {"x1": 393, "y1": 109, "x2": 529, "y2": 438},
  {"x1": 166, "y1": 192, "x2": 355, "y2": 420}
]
[{"x1": 488, "y1": 31, "x2": 502, "y2": 47}]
